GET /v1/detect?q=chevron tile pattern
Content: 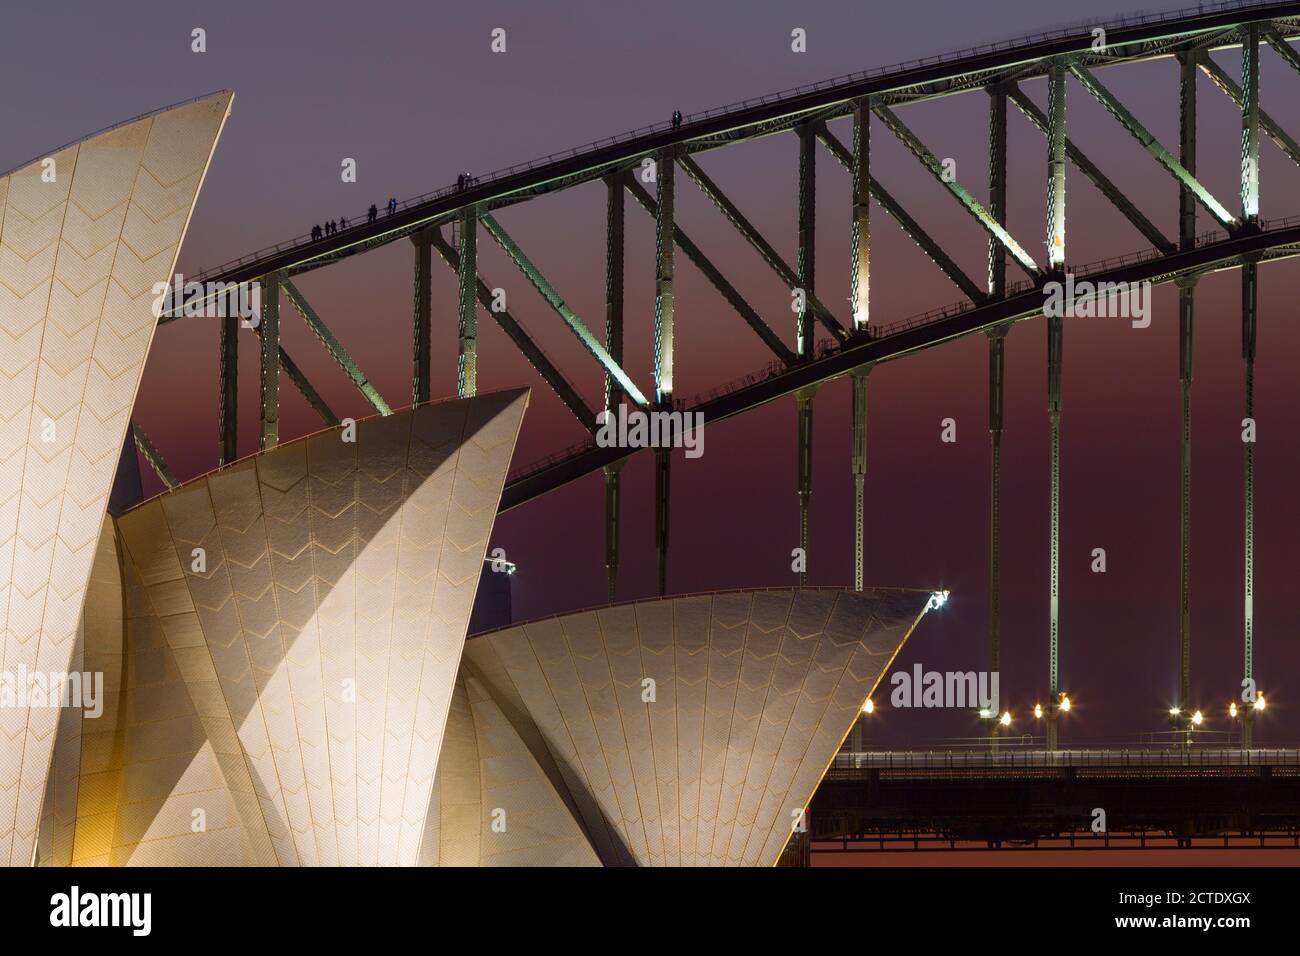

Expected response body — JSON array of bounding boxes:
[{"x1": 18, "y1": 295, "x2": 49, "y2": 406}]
[
  {"x1": 420, "y1": 666, "x2": 601, "y2": 866},
  {"x1": 104, "y1": 389, "x2": 528, "y2": 866},
  {"x1": 0, "y1": 93, "x2": 232, "y2": 866},
  {"x1": 447, "y1": 588, "x2": 930, "y2": 866}
]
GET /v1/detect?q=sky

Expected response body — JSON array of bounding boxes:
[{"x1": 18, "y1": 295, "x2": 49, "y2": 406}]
[{"x1": 4, "y1": 0, "x2": 1299, "y2": 752}]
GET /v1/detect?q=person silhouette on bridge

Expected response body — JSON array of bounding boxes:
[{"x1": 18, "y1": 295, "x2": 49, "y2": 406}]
[
  {"x1": 367, "y1": 204, "x2": 378, "y2": 224},
  {"x1": 310, "y1": 224, "x2": 322, "y2": 241},
  {"x1": 672, "y1": 110, "x2": 682, "y2": 129},
  {"x1": 339, "y1": 216, "x2": 348, "y2": 231},
  {"x1": 387, "y1": 197, "x2": 397, "y2": 216}
]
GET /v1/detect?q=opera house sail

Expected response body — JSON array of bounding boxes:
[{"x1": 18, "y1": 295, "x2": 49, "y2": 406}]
[{"x1": 0, "y1": 93, "x2": 233, "y2": 866}]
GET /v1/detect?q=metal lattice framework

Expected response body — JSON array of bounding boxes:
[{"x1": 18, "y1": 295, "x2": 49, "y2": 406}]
[{"x1": 139, "y1": 0, "x2": 1300, "y2": 749}]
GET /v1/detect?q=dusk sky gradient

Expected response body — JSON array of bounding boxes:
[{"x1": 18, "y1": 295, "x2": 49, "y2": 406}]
[{"x1": 5, "y1": 0, "x2": 1299, "y2": 752}]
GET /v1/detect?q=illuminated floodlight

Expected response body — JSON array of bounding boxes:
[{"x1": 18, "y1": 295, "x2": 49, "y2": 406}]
[
  {"x1": 1191, "y1": 710, "x2": 1203, "y2": 727},
  {"x1": 999, "y1": 711, "x2": 1012, "y2": 727},
  {"x1": 1254, "y1": 693, "x2": 1266, "y2": 712},
  {"x1": 862, "y1": 698, "x2": 874, "y2": 715},
  {"x1": 1169, "y1": 706, "x2": 1181, "y2": 717},
  {"x1": 1058, "y1": 694, "x2": 1071, "y2": 714},
  {"x1": 978, "y1": 707, "x2": 992, "y2": 720},
  {"x1": 1033, "y1": 703, "x2": 1043, "y2": 720},
  {"x1": 926, "y1": 589, "x2": 950, "y2": 611},
  {"x1": 1229, "y1": 701, "x2": 1238, "y2": 718}
]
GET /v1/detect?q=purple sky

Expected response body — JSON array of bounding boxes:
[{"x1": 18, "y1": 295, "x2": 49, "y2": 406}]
[{"x1": 5, "y1": 0, "x2": 1299, "y2": 747}]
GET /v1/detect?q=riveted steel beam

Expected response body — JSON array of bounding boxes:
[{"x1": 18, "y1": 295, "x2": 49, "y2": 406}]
[
  {"x1": 1007, "y1": 83, "x2": 1174, "y2": 255},
  {"x1": 850, "y1": 100, "x2": 871, "y2": 332},
  {"x1": 1197, "y1": 54, "x2": 1300, "y2": 169},
  {"x1": 989, "y1": 85, "x2": 1007, "y2": 690},
  {"x1": 988, "y1": 329, "x2": 1006, "y2": 679},
  {"x1": 1242, "y1": 24, "x2": 1261, "y2": 223},
  {"x1": 874, "y1": 103, "x2": 1042, "y2": 278},
  {"x1": 282, "y1": 279, "x2": 393, "y2": 416},
  {"x1": 796, "y1": 387, "x2": 816, "y2": 588},
  {"x1": 1242, "y1": 258, "x2": 1258, "y2": 747},
  {"x1": 1046, "y1": 59, "x2": 1067, "y2": 269},
  {"x1": 1069, "y1": 60, "x2": 1237, "y2": 229},
  {"x1": 1047, "y1": 312, "x2": 1063, "y2": 751},
  {"x1": 1263, "y1": 25, "x2": 1300, "y2": 78},
  {"x1": 655, "y1": 448, "x2": 670, "y2": 597},
  {"x1": 605, "y1": 173, "x2": 625, "y2": 412},
  {"x1": 678, "y1": 154, "x2": 849, "y2": 342},
  {"x1": 412, "y1": 227, "x2": 432, "y2": 405},
  {"x1": 430, "y1": 231, "x2": 595, "y2": 428},
  {"x1": 259, "y1": 272, "x2": 280, "y2": 451},
  {"x1": 132, "y1": 422, "x2": 178, "y2": 490},
  {"x1": 457, "y1": 209, "x2": 478, "y2": 398},
  {"x1": 989, "y1": 86, "x2": 1008, "y2": 297},
  {"x1": 218, "y1": 311, "x2": 238, "y2": 466},
  {"x1": 253, "y1": 321, "x2": 339, "y2": 427},
  {"x1": 1178, "y1": 48, "x2": 1198, "y2": 711},
  {"x1": 480, "y1": 213, "x2": 649, "y2": 408},
  {"x1": 654, "y1": 150, "x2": 676, "y2": 405},
  {"x1": 625, "y1": 175, "x2": 794, "y2": 364},
  {"x1": 851, "y1": 368, "x2": 869, "y2": 591},
  {"x1": 604, "y1": 174, "x2": 625, "y2": 604},
  {"x1": 816, "y1": 124, "x2": 986, "y2": 305},
  {"x1": 280, "y1": 347, "x2": 339, "y2": 427},
  {"x1": 797, "y1": 123, "x2": 817, "y2": 357}
]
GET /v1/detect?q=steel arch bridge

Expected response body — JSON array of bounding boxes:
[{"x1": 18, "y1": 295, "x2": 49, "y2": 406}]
[{"x1": 142, "y1": 0, "x2": 1300, "y2": 752}]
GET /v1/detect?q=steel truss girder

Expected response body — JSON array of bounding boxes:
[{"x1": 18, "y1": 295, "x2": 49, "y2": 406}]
[
  {"x1": 624, "y1": 174, "x2": 795, "y2": 363},
  {"x1": 603, "y1": 174, "x2": 624, "y2": 604},
  {"x1": 218, "y1": 313, "x2": 238, "y2": 467},
  {"x1": 987, "y1": 329, "x2": 1005, "y2": 676},
  {"x1": 160, "y1": 14, "x2": 1300, "y2": 306},
  {"x1": 796, "y1": 387, "x2": 816, "y2": 587},
  {"x1": 1264, "y1": 25, "x2": 1300, "y2": 77},
  {"x1": 850, "y1": 100, "x2": 870, "y2": 331},
  {"x1": 412, "y1": 227, "x2": 433, "y2": 405},
  {"x1": 989, "y1": 86, "x2": 1007, "y2": 296},
  {"x1": 677, "y1": 153, "x2": 847, "y2": 343},
  {"x1": 131, "y1": 421, "x2": 179, "y2": 490},
  {"x1": 457, "y1": 209, "x2": 478, "y2": 398},
  {"x1": 259, "y1": 273, "x2": 280, "y2": 450},
  {"x1": 279, "y1": 345, "x2": 339, "y2": 426},
  {"x1": 1178, "y1": 49, "x2": 1197, "y2": 711},
  {"x1": 850, "y1": 367, "x2": 869, "y2": 592},
  {"x1": 1006, "y1": 83, "x2": 1174, "y2": 255},
  {"x1": 654, "y1": 150, "x2": 675, "y2": 404},
  {"x1": 797, "y1": 123, "x2": 817, "y2": 356},
  {"x1": 430, "y1": 230, "x2": 596, "y2": 429},
  {"x1": 480, "y1": 212, "x2": 649, "y2": 408},
  {"x1": 1046, "y1": 59, "x2": 1067, "y2": 269},
  {"x1": 605, "y1": 173, "x2": 625, "y2": 411},
  {"x1": 1242, "y1": 24, "x2": 1261, "y2": 222},
  {"x1": 874, "y1": 103, "x2": 1042, "y2": 278},
  {"x1": 1196, "y1": 54, "x2": 1300, "y2": 168},
  {"x1": 501, "y1": 221, "x2": 1300, "y2": 512},
  {"x1": 816, "y1": 124, "x2": 987, "y2": 305},
  {"x1": 252, "y1": 321, "x2": 339, "y2": 427},
  {"x1": 281, "y1": 279, "x2": 393, "y2": 416},
  {"x1": 1068, "y1": 59, "x2": 1237, "y2": 229},
  {"x1": 1242, "y1": 260, "x2": 1258, "y2": 694}
]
